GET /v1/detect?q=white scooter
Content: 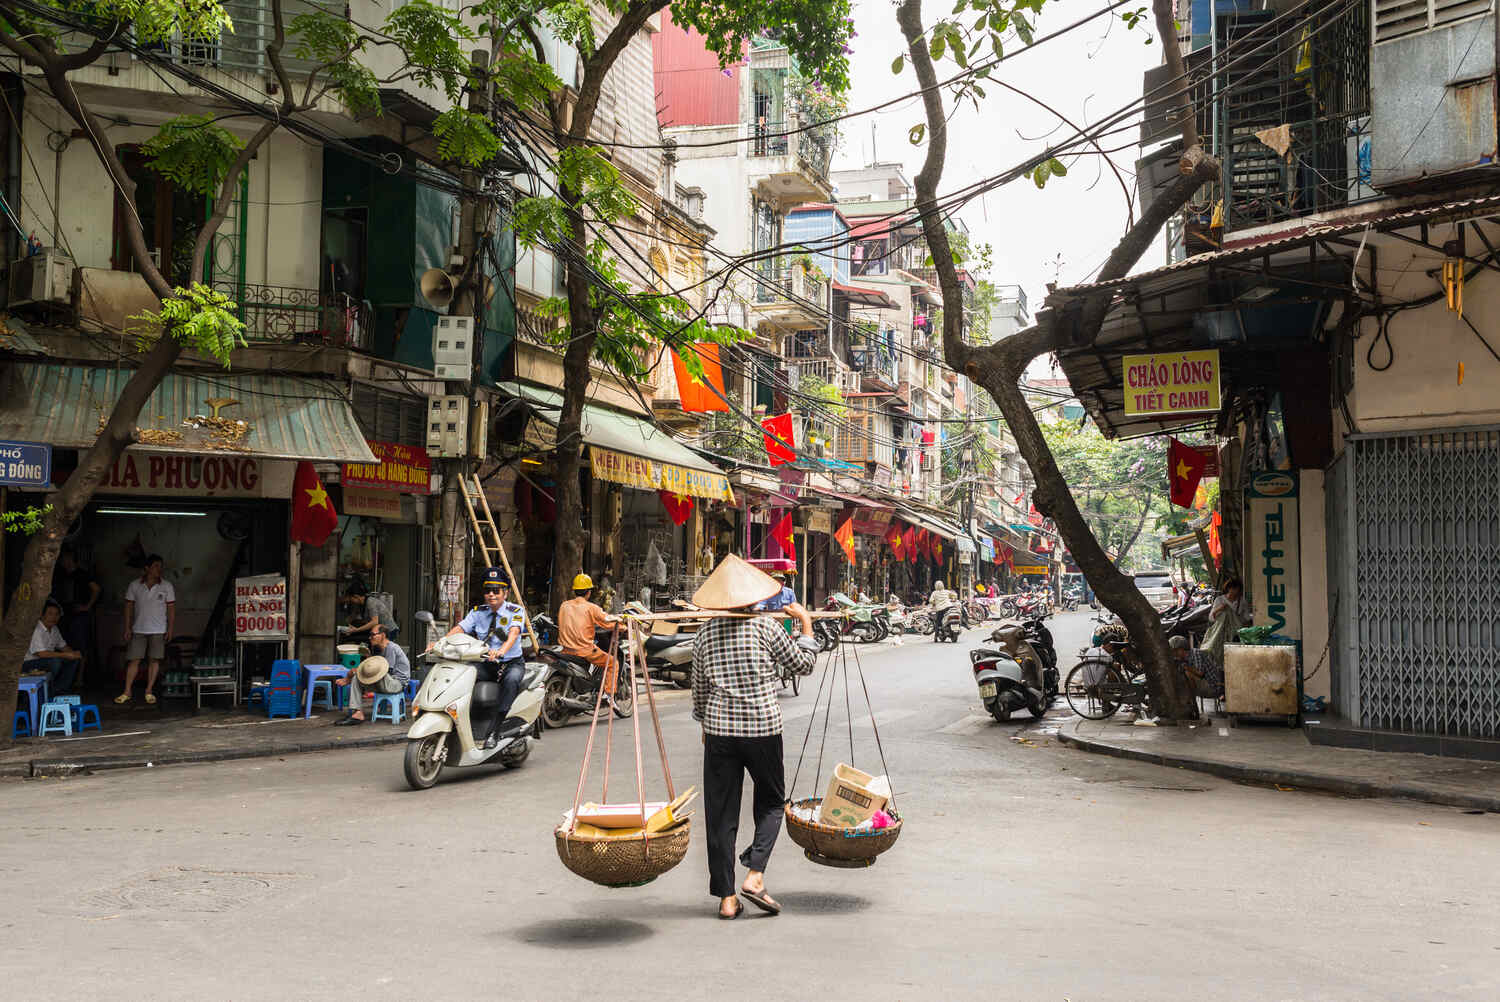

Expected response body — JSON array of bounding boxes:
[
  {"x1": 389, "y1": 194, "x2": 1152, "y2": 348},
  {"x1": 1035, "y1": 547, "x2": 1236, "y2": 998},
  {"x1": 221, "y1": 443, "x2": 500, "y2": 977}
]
[{"x1": 402, "y1": 626, "x2": 551, "y2": 790}]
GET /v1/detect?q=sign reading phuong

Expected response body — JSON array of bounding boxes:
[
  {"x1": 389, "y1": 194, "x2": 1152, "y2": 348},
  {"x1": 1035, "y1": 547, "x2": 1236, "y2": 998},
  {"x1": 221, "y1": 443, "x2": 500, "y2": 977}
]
[
  {"x1": 1245, "y1": 471, "x2": 1300, "y2": 640},
  {"x1": 1122, "y1": 350, "x2": 1221, "y2": 417}
]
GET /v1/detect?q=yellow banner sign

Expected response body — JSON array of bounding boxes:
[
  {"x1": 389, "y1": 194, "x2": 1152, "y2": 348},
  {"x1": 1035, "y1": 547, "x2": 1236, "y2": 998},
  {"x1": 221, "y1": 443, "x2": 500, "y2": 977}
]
[
  {"x1": 1012, "y1": 565, "x2": 1050, "y2": 575},
  {"x1": 589, "y1": 446, "x2": 734, "y2": 503},
  {"x1": 1121, "y1": 350, "x2": 1221, "y2": 417}
]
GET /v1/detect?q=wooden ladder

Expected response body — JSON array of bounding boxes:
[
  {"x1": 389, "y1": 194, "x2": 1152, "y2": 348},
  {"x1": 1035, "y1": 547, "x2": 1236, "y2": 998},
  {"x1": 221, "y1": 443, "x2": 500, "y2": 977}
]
[{"x1": 456, "y1": 472, "x2": 539, "y2": 651}]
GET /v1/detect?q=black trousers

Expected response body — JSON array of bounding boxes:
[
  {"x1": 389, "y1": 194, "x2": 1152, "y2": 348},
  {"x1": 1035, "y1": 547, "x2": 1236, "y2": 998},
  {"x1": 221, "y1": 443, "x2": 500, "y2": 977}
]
[
  {"x1": 478, "y1": 660, "x2": 525, "y2": 739},
  {"x1": 703, "y1": 733, "x2": 785, "y2": 898}
]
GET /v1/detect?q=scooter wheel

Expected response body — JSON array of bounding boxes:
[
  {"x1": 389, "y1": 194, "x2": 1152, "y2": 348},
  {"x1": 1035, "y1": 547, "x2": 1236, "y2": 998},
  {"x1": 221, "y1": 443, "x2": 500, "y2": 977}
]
[
  {"x1": 403, "y1": 734, "x2": 445, "y2": 790},
  {"x1": 499, "y1": 739, "x2": 531, "y2": 769}
]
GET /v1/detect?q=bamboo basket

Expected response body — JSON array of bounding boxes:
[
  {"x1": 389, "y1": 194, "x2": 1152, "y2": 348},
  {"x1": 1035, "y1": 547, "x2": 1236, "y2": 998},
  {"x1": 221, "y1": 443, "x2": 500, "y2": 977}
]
[
  {"x1": 554, "y1": 820, "x2": 693, "y2": 888},
  {"x1": 783, "y1": 798, "x2": 902, "y2": 867}
]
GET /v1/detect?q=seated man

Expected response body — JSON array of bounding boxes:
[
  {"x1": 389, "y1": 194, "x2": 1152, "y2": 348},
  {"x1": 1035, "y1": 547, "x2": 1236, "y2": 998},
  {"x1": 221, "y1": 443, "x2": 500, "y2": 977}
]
[
  {"x1": 754, "y1": 570, "x2": 798, "y2": 612},
  {"x1": 334, "y1": 624, "x2": 410, "y2": 725},
  {"x1": 434, "y1": 568, "x2": 527, "y2": 748},
  {"x1": 558, "y1": 573, "x2": 619, "y2": 691},
  {"x1": 339, "y1": 585, "x2": 397, "y2": 648},
  {"x1": 1171, "y1": 634, "x2": 1222, "y2": 700},
  {"x1": 25, "y1": 601, "x2": 83, "y2": 694}
]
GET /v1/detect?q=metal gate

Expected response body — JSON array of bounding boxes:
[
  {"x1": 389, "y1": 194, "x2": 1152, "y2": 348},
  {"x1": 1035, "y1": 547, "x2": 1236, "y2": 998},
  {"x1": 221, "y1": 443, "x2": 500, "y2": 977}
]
[{"x1": 1337, "y1": 427, "x2": 1500, "y2": 737}]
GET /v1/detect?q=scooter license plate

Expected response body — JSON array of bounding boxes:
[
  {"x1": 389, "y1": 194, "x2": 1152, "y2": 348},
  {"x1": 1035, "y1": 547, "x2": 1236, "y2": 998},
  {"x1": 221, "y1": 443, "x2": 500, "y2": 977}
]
[{"x1": 978, "y1": 682, "x2": 997, "y2": 698}]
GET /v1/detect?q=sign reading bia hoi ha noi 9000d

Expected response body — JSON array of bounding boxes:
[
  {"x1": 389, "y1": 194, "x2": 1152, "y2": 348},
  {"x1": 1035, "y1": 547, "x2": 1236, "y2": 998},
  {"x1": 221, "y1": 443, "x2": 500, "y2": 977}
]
[{"x1": 1121, "y1": 351, "x2": 1221, "y2": 417}]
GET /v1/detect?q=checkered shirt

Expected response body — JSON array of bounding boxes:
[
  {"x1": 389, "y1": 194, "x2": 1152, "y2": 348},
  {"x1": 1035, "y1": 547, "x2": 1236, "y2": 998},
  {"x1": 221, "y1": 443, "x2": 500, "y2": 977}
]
[{"x1": 691, "y1": 616, "x2": 817, "y2": 737}]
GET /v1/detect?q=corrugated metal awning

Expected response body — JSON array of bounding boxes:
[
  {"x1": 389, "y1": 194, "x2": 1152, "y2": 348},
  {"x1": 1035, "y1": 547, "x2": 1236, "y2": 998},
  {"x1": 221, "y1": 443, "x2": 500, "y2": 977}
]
[{"x1": 0, "y1": 364, "x2": 377, "y2": 463}]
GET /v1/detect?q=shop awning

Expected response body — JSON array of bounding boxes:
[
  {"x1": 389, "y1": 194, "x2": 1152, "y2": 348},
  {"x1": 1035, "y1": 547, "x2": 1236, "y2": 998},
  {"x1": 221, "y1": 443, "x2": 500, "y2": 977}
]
[
  {"x1": 833, "y1": 282, "x2": 899, "y2": 310},
  {"x1": 0, "y1": 364, "x2": 377, "y2": 462},
  {"x1": 503, "y1": 382, "x2": 734, "y2": 502},
  {"x1": 894, "y1": 505, "x2": 960, "y2": 541}
]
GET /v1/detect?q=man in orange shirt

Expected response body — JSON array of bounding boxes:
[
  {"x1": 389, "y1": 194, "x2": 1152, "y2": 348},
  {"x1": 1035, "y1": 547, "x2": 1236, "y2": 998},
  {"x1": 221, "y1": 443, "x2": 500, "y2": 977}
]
[{"x1": 558, "y1": 573, "x2": 619, "y2": 690}]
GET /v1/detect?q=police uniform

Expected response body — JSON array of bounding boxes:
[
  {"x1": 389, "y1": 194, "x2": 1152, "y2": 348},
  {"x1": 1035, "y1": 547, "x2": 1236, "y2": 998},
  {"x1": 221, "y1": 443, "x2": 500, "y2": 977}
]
[{"x1": 458, "y1": 569, "x2": 528, "y2": 741}]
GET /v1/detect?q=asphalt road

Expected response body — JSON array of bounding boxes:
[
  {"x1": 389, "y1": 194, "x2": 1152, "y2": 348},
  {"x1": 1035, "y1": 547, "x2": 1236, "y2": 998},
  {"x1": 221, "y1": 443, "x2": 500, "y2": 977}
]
[{"x1": 3, "y1": 610, "x2": 1498, "y2": 1001}]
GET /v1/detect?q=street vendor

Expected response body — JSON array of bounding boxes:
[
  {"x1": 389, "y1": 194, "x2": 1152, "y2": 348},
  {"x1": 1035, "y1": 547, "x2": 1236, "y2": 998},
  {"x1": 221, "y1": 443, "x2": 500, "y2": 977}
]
[
  {"x1": 434, "y1": 568, "x2": 527, "y2": 749},
  {"x1": 558, "y1": 573, "x2": 619, "y2": 690},
  {"x1": 690, "y1": 555, "x2": 818, "y2": 920}
]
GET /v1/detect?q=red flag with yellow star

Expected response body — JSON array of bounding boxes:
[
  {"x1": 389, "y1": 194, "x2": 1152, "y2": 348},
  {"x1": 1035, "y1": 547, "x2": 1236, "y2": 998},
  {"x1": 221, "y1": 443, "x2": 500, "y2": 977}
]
[
  {"x1": 771, "y1": 510, "x2": 797, "y2": 561},
  {"x1": 1168, "y1": 438, "x2": 1208, "y2": 508},
  {"x1": 659, "y1": 490, "x2": 694, "y2": 526},
  {"x1": 291, "y1": 460, "x2": 339, "y2": 546},
  {"x1": 834, "y1": 516, "x2": 856, "y2": 565}
]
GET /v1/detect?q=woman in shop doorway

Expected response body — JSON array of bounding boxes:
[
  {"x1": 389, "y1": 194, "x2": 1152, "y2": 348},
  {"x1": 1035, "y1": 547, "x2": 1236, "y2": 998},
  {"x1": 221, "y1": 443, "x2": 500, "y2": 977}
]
[{"x1": 116, "y1": 554, "x2": 175, "y2": 705}]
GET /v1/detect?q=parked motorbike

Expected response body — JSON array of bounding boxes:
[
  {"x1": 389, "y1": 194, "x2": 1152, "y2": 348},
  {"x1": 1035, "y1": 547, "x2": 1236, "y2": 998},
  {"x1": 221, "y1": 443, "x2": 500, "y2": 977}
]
[
  {"x1": 528, "y1": 614, "x2": 635, "y2": 730},
  {"x1": 403, "y1": 625, "x2": 549, "y2": 790},
  {"x1": 618, "y1": 601, "x2": 695, "y2": 689},
  {"x1": 825, "y1": 593, "x2": 889, "y2": 644},
  {"x1": 970, "y1": 617, "x2": 1060, "y2": 721},
  {"x1": 934, "y1": 603, "x2": 964, "y2": 643}
]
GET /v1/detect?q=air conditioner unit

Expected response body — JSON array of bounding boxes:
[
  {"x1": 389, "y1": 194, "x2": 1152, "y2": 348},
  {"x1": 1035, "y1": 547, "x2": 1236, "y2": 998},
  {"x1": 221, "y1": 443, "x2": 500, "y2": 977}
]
[
  {"x1": 9, "y1": 249, "x2": 73, "y2": 307},
  {"x1": 426, "y1": 395, "x2": 469, "y2": 457},
  {"x1": 432, "y1": 316, "x2": 473, "y2": 380}
]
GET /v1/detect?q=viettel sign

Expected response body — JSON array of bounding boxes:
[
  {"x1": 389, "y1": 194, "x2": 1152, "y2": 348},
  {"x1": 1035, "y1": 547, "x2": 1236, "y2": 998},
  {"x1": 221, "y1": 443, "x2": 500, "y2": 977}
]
[{"x1": 1121, "y1": 350, "x2": 1221, "y2": 417}]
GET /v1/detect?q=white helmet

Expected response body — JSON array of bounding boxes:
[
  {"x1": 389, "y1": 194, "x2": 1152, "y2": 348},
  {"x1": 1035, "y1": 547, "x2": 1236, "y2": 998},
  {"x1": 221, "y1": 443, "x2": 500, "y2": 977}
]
[{"x1": 934, "y1": 580, "x2": 945, "y2": 590}]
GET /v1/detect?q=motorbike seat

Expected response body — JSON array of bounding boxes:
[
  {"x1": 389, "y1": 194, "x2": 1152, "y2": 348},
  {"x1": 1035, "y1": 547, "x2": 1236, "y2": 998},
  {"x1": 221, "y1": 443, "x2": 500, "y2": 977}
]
[
  {"x1": 644, "y1": 634, "x2": 688, "y2": 654},
  {"x1": 991, "y1": 624, "x2": 1025, "y2": 644},
  {"x1": 553, "y1": 650, "x2": 596, "y2": 669}
]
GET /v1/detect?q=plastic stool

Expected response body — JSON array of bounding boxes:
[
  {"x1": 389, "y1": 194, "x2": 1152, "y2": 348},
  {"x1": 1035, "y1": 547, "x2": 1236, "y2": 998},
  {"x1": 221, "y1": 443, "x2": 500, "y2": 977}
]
[
  {"x1": 310, "y1": 679, "x2": 338, "y2": 711},
  {"x1": 56, "y1": 694, "x2": 81, "y2": 705},
  {"x1": 246, "y1": 683, "x2": 269, "y2": 708},
  {"x1": 371, "y1": 693, "x2": 406, "y2": 724},
  {"x1": 38, "y1": 701, "x2": 73, "y2": 737},
  {"x1": 72, "y1": 704, "x2": 101, "y2": 733},
  {"x1": 12, "y1": 710, "x2": 30, "y2": 739},
  {"x1": 405, "y1": 677, "x2": 420, "y2": 704}
]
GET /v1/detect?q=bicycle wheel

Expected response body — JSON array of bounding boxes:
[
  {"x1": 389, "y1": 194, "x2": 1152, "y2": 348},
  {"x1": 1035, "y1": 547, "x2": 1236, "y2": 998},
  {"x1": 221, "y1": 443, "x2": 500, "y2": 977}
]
[{"x1": 1065, "y1": 661, "x2": 1122, "y2": 720}]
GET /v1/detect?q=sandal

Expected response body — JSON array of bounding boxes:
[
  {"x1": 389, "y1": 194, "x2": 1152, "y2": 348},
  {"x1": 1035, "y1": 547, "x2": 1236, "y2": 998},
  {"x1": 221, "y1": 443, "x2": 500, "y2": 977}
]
[
  {"x1": 114, "y1": 693, "x2": 131, "y2": 704},
  {"x1": 718, "y1": 900, "x2": 742, "y2": 920},
  {"x1": 739, "y1": 887, "x2": 781, "y2": 915},
  {"x1": 144, "y1": 693, "x2": 157, "y2": 704}
]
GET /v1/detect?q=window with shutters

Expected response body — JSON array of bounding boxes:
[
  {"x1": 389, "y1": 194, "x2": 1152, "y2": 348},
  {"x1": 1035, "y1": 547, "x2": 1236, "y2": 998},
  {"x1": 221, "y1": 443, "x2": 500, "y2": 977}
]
[
  {"x1": 352, "y1": 384, "x2": 428, "y2": 448},
  {"x1": 1374, "y1": 0, "x2": 1493, "y2": 43}
]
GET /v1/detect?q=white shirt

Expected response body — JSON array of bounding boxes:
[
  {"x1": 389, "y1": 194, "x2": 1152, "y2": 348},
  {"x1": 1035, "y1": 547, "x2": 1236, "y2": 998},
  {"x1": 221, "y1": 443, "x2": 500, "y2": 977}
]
[
  {"x1": 126, "y1": 578, "x2": 176, "y2": 634},
  {"x1": 28, "y1": 621, "x2": 64, "y2": 658}
]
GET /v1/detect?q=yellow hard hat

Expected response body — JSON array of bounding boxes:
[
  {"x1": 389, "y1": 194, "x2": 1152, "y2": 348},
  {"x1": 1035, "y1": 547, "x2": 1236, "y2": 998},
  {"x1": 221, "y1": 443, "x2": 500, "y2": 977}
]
[{"x1": 572, "y1": 573, "x2": 594, "y2": 591}]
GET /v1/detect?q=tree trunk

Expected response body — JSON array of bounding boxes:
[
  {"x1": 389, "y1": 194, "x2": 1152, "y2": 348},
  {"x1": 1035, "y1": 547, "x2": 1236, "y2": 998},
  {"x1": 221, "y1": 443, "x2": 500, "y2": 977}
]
[
  {"x1": 549, "y1": 201, "x2": 598, "y2": 617},
  {"x1": 895, "y1": 0, "x2": 1216, "y2": 719}
]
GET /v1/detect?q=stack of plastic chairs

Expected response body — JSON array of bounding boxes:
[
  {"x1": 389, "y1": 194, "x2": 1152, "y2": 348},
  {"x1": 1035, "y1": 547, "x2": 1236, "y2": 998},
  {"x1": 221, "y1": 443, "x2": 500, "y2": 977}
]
[{"x1": 266, "y1": 660, "x2": 302, "y2": 719}]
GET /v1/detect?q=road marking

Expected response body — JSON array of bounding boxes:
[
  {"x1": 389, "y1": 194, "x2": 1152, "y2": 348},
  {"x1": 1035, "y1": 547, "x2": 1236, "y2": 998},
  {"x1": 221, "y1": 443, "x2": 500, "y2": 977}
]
[{"x1": 938, "y1": 714, "x2": 993, "y2": 735}]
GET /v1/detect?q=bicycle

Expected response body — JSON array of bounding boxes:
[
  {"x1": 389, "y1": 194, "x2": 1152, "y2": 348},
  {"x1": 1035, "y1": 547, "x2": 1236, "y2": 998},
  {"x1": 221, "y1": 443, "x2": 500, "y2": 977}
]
[{"x1": 1064, "y1": 637, "x2": 1152, "y2": 721}]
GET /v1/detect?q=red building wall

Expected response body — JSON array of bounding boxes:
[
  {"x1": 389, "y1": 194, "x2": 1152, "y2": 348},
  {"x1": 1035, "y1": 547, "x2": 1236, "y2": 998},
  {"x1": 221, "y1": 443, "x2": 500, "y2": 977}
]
[{"x1": 652, "y1": 10, "x2": 744, "y2": 128}]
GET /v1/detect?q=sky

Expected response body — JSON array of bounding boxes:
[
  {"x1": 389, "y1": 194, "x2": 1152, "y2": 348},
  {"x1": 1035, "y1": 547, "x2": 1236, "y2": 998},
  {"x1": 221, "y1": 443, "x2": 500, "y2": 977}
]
[{"x1": 829, "y1": 0, "x2": 1164, "y2": 336}]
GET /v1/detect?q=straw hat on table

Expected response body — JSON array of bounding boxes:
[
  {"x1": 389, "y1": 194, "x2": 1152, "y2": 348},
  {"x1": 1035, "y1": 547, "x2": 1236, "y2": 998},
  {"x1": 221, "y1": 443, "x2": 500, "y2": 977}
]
[
  {"x1": 355, "y1": 655, "x2": 390, "y2": 686},
  {"x1": 691, "y1": 554, "x2": 781, "y2": 611}
]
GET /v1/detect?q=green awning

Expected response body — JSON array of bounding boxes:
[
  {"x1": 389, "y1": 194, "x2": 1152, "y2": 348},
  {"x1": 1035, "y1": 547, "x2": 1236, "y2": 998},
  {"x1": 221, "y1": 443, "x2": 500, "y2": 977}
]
[
  {"x1": 501, "y1": 381, "x2": 733, "y2": 502},
  {"x1": 0, "y1": 364, "x2": 377, "y2": 463}
]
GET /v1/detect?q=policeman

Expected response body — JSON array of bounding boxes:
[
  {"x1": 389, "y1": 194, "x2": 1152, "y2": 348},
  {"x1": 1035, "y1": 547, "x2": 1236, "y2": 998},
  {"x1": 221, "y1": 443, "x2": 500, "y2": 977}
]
[{"x1": 434, "y1": 567, "x2": 528, "y2": 748}]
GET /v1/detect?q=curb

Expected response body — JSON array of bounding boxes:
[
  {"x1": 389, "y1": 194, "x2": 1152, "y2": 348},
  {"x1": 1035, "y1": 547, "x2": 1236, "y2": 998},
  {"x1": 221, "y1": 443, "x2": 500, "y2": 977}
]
[
  {"x1": 1056, "y1": 726, "x2": 1500, "y2": 813},
  {"x1": 20, "y1": 730, "x2": 409, "y2": 778}
]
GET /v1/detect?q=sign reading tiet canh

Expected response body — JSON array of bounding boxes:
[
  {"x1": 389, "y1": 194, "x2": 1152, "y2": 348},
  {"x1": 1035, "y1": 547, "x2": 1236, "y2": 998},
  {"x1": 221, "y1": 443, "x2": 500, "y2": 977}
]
[{"x1": 1121, "y1": 350, "x2": 1221, "y2": 417}]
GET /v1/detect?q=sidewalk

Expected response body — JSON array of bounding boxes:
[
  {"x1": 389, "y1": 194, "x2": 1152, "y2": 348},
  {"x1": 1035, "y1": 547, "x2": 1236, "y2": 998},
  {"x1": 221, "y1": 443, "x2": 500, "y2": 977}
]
[
  {"x1": 1058, "y1": 715, "x2": 1500, "y2": 812},
  {"x1": 1, "y1": 706, "x2": 409, "y2": 779}
]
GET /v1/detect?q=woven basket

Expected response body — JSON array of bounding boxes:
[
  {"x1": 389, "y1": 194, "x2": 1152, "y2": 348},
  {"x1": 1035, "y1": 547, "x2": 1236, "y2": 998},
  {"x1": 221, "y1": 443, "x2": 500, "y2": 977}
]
[
  {"x1": 783, "y1": 798, "x2": 902, "y2": 865},
  {"x1": 554, "y1": 820, "x2": 692, "y2": 888}
]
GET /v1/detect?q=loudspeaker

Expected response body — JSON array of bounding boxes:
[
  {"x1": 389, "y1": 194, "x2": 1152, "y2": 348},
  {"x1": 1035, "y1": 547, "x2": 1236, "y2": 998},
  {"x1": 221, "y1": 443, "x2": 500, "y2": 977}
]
[{"x1": 420, "y1": 268, "x2": 457, "y2": 310}]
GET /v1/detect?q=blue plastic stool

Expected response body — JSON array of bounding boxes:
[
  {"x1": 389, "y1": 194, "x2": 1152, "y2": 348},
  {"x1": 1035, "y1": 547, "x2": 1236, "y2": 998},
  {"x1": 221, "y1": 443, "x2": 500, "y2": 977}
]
[
  {"x1": 12, "y1": 710, "x2": 30, "y2": 739},
  {"x1": 371, "y1": 693, "x2": 406, "y2": 724},
  {"x1": 38, "y1": 701, "x2": 73, "y2": 737},
  {"x1": 56, "y1": 694, "x2": 81, "y2": 705},
  {"x1": 405, "y1": 677, "x2": 421, "y2": 704},
  {"x1": 309, "y1": 679, "x2": 339, "y2": 711},
  {"x1": 246, "y1": 683, "x2": 269, "y2": 708},
  {"x1": 72, "y1": 704, "x2": 101, "y2": 733}
]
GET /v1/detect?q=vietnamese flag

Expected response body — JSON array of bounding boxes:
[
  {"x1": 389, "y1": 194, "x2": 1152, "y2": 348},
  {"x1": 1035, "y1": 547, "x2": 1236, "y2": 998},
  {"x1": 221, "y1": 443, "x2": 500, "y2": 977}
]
[
  {"x1": 659, "y1": 490, "x2": 694, "y2": 526},
  {"x1": 1168, "y1": 437, "x2": 1208, "y2": 508},
  {"x1": 761, "y1": 412, "x2": 797, "y2": 466},
  {"x1": 903, "y1": 526, "x2": 916, "y2": 563},
  {"x1": 1209, "y1": 510, "x2": 1224, "y2": 565},
  {"x1": 934, "y1": 540, "x2": 944, "y2": 564},
  {"x1": 669, "y1": 343, "x2": 730, "y2": 413},
  {"x1": 884, "y1": 525, "x2": 901, "y2": 561},
  {"x1": 771, "y1": 510, "x2": 797, "y2": 562},
  {"x1": 290, "y1": 460, "x2": 339, "y2": 546},
  {"x1": 834, "y1": 516, "x2": 856, "y2": 565}
]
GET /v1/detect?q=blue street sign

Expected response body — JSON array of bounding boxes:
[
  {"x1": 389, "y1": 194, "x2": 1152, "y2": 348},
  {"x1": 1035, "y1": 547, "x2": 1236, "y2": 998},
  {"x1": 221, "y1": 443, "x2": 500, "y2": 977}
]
[{"x1": 0, "y1": 440, "x2": 51, "y2": 488}]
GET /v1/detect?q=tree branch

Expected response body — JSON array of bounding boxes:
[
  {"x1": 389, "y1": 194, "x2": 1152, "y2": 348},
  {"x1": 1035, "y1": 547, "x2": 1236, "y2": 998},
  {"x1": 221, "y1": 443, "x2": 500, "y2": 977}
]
[
  {"x1": 192, "y1": 120, "x2": 277, "y2": 280},
  {"x1": 520, "y1": 21, "x2": 566, "y2": 141},
  {"x1": 571, "y1": 1, "x2": 666, "y2": 141}
]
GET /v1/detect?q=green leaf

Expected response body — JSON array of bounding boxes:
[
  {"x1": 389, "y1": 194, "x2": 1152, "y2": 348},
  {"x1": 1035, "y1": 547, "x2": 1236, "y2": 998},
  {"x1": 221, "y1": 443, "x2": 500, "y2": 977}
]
[
  {"x1": 891, "y1": 53, "x2": 904, "y2": 74},
  {"x1": 908, "y1": 122, "x2": 926, "y2": 145},
  {"x1": 1047, "y1": 157, "x2": 1068, "y2": 178},
  {"x1": 930, "y1": 33, "x2": 946, "y2": 60},
  {"x1": 141, "y1": 115, "x2": 244, "y2": 196},
  {"x1": 1014, "y1": 12, "x2": 1034, "y2": 45}
]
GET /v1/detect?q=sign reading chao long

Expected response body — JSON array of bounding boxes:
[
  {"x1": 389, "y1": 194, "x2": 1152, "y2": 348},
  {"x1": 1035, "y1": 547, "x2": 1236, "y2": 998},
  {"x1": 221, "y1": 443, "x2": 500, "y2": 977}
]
[{"x1": 1121, "y1": 350, "x2": 1221, "y2": 418}]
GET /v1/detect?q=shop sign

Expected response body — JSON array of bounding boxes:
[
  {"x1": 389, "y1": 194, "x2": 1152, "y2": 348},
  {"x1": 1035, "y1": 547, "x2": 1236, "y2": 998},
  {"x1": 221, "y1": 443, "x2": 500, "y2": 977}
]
[
  {"x1": 1245, "y1": 471, "x2": 1300, "y2": 639},
  {"x1": 589, "y1": 446, "x2": 734, "y2": 502},
  {"x1": 103, "y1": 454, "x2": 263, "y2": 497},
  {"x1": 0, "y1": 440, "x2": 49, "y2": 488},
  {"x1": 235, "y1": 573, "x2": 288, "y2": 640},
  {"x1": 1121, "y1": 350, "x2": 1221, "y2": 417},
  {"x1": 850, "y1": 508, "x2": 893, "y2": 535},
  {"x1": 342, "y1": 440, "x2": 431, "y2": 494},
  {"x1": 803, "y1": 509, "x2": 832, "y2": 534},
  {"x1": 1013, "y1": 565, "x2": 1049, "y2": 575},
  {"x1": 344, "y1": 485, "x2": 403, "y2": 519}
]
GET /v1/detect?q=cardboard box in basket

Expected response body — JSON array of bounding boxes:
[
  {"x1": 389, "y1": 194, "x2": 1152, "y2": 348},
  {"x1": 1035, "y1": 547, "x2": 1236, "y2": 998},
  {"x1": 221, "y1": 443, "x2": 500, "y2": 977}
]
[{"x1": 821, "y1": 763, "x2": 887, "y2": 828}]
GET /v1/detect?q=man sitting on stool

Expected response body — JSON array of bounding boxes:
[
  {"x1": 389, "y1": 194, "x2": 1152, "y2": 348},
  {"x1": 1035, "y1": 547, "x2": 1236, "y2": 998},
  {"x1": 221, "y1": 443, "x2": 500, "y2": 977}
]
[
  {"x1": 25, "y1": 601, "x2": 83, "y2": 694},
  {"x1": 334, "y1": 624, "x2": 410, "y2": 724}
]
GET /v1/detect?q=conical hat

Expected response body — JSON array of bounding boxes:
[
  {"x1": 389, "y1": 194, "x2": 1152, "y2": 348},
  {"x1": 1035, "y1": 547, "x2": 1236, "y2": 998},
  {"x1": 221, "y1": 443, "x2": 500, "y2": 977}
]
[{"x1": 691, "y1": 554, "x2": 781, "y2": 610}]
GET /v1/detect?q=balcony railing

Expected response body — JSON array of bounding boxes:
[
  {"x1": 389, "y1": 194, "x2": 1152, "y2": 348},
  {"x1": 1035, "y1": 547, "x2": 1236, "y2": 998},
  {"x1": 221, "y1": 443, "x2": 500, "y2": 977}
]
[
  {"x1": 753, "y1": 263, "x2": 829, "y2": 311},
  {"x1": 750, "y1": 117, "x2": 833, "y2": 180},
  {"x1": 132, "y1": 1, "x2": 326, "y2": 76},
  {"x1": 850, "y1": 346, "x2": 898, "y2": 387},
  {"x1": 214, "y1": 282, "x2": 372, "y2": 349}
]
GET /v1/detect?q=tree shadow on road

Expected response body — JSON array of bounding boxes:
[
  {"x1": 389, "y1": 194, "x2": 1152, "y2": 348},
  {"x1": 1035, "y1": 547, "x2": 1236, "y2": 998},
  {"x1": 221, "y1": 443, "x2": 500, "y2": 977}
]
[{"x1": 511, "y1": 917, "x2": 655, "y2": 949}]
